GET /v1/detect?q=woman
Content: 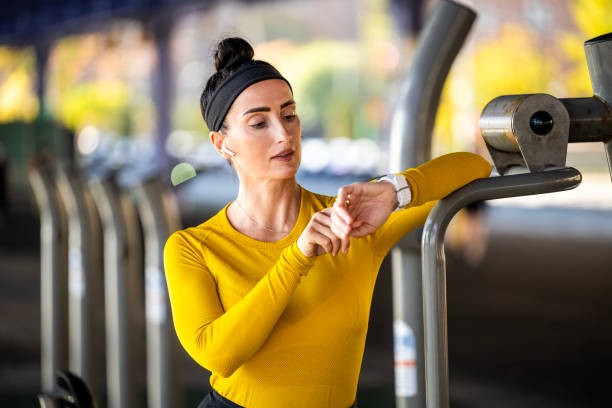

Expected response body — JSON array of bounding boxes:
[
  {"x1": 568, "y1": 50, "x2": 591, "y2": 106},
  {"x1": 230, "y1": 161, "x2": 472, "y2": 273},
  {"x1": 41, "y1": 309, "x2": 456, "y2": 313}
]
[{"x1": 164, "y1": 37, "x2": 491, "y2": 408}]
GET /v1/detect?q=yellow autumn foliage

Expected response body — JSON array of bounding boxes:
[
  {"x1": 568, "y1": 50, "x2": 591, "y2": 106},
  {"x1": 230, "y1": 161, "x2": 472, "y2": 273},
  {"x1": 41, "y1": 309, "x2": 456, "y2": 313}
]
[
  {"x1": 0, "y1": 47, "x2": 39, "y2": 122},
  {"x1": 434, "y1": 24, "x2": 561, "y2": 152},
  {"x1": 570, "y1": 0, "x2": 612, "y2": 39},
  {"x1": 58, "y1": 80, "x2": 130, "y2": 131}
]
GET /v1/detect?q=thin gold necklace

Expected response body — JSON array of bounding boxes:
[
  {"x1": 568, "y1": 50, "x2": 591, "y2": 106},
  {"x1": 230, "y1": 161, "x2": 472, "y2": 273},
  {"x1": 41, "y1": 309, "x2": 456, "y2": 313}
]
[{"x1": 234, "y1": 200, "x2": 292, "y2": 233}]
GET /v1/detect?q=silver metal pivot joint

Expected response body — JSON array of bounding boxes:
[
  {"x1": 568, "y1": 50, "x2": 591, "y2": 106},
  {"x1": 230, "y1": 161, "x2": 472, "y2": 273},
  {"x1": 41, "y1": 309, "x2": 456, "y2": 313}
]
[
  {"x1": 479, "y1": 94, "x2": 570, "y2": 175},
  {"x1": 479, "y1": 32, "x2": 612, "y2": 180}
]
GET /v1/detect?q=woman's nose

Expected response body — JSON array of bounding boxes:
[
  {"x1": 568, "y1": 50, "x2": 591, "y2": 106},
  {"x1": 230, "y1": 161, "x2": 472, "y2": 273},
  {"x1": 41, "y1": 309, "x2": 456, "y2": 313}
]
[{"x1": 273, "y1": 119, "x2": 292, "y2": 142}]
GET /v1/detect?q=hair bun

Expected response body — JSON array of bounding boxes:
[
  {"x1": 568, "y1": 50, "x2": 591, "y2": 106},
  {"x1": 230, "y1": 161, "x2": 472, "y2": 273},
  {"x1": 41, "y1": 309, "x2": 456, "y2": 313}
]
[{"x1": 213, "y1": 37, "x2": 255, "y2": 72}]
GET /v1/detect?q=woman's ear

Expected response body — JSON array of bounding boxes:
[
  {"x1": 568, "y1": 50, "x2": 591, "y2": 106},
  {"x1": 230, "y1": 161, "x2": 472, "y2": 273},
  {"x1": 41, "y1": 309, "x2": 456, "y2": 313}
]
[{"x1": 210, "y1": 131, "x2": 233, "y2": 158}]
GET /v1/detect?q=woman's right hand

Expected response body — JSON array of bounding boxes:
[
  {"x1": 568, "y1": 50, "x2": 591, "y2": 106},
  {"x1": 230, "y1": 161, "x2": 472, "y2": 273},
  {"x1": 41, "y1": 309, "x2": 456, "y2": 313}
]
[{"x1": 297, "y1": 208, "x2": 349, "y2": 257}]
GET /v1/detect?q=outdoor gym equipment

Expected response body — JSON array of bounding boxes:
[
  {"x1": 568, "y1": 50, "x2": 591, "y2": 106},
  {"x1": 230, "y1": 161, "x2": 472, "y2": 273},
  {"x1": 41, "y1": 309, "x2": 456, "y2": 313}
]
[
  {"x1": 133, "y1": 175, "x2": 183, "y2": 408},
  {"x1": 480, "y1": 34, "x2": 612, "y2": 178},
  {"x1": 89, "y1": 172, "x2": 143, "y2": 408},
  {"x1": 29, "y1": 158, "x2": 68, "y2": 394},
  {"x1": 28, "y1": 158, "x2": 67, "y2": 392},
  {"x1": 420, "y1": 32, "x2": 612, "y2": 408},
  {"x1": 34, "y1": 148, "x2": 184, "y2": 407},
  {"x1": 56, "y1": 165, "x2": 103, "y2": 402}
]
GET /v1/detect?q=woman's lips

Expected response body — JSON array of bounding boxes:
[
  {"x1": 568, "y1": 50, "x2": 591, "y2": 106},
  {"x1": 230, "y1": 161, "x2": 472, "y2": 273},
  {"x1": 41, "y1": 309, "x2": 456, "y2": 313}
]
[{"x1": 272, "y1": 151, "x2": 294, "y2": 161}]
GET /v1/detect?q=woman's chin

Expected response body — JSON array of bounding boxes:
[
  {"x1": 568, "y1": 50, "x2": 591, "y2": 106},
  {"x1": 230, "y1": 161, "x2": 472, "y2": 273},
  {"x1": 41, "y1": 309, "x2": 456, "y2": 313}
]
[{"x1": 269, "y1": 164, "x2": 300, "y2": 180}]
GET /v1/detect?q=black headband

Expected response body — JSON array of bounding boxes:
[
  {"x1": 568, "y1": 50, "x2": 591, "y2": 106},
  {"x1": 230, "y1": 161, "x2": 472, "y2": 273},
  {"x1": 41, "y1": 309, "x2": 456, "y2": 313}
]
[{"x1": 204, "y1": 61, "x2": 292, "y2": 131}]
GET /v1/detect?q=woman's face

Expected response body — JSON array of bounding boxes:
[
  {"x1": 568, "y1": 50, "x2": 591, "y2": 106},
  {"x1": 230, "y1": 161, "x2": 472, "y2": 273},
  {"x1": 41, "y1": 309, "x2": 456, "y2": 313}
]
[{"x1": 215, "y1": 79, "x2": 301, "y2": 181}]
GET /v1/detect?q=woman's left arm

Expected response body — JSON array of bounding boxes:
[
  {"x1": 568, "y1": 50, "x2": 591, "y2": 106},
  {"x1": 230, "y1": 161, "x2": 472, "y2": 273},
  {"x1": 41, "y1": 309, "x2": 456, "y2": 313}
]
[{"x1": 332, "y1": 152, "x2": 492, "y2": 255}]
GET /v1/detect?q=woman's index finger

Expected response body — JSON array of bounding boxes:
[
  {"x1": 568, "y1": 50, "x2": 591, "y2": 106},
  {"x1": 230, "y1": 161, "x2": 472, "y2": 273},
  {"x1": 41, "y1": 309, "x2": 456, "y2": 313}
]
[{"x1": 336, "y1": 185, "x2": 353, "y2": 206}]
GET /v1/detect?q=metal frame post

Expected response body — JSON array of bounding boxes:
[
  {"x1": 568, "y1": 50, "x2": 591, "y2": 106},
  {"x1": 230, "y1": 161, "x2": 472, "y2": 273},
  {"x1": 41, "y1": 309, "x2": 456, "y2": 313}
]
[
  {"x1": 90, "y1": 176, "x2": 143, "y2": 408},
  {"x1": 29, "y1": 163, "x2": 68, "y2": 393},
  {"x1": 388, "y1": 1, "x2": 475, "y2": 406},
  {"x1": 134, "y1": 177, "x2": 182, "y2": 408},
  {"x1": 420, "y1": 168, "x2": 581, "y2": 408},
  {"x1": 56, "y1": 165, "x2": 103, "y2": 402},
  {"x1": 151, "y1": 15, "x2": 175, "y2": 174}
]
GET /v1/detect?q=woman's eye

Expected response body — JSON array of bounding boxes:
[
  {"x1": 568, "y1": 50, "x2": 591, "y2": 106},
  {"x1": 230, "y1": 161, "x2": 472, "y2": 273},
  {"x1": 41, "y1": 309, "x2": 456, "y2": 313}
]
[
  {"x1": 250, "y1": 121, "x2": 266, "y2": 129},
  {"x1": 283, "y1": 113, "x2": 297, "y2": 121}
]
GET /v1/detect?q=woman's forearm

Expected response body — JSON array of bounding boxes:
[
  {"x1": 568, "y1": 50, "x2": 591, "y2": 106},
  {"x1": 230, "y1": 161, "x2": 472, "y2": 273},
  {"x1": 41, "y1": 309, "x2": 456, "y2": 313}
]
[
  {"x1": 370, "y1": 152, "x2": 491, "y2": 255},
  {"x1": 165, "y1": 235, "x2": 314, "y2": 377},
  {"x1": 400, "y1": 152, "x2": 492, "y2": 207}
]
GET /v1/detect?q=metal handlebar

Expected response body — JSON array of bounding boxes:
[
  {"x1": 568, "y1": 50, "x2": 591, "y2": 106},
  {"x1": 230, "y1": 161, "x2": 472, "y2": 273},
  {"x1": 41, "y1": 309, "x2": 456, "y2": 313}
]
[{"x1": 420, "y1": 167, "x2": 582, "y2": 408}]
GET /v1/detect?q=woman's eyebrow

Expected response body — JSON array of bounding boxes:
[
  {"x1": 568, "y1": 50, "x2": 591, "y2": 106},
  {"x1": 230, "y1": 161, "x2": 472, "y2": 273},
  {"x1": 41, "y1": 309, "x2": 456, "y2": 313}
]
[
  {"x1": 280, "y1": 99, "x2": 296, "y2": 109},
  {"x1": 242, "y1": 99, "x2": 296, "y2": 116},
  {"x1": 242, "y1": 106, "x2": 270, "y2": 116}
]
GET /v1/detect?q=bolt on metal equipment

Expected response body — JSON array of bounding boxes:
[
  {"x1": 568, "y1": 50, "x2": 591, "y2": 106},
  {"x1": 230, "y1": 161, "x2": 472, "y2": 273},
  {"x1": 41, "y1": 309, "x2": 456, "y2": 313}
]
[{"x1": 421, "y1": 32, "x2": 612, "y2": 408}]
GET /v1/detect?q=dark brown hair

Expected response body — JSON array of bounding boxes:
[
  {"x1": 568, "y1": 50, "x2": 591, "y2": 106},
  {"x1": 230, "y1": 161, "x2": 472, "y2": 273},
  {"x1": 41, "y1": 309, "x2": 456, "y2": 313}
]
[{"x1": 200, "y1": 37, "x2": 255, "y2": 131}]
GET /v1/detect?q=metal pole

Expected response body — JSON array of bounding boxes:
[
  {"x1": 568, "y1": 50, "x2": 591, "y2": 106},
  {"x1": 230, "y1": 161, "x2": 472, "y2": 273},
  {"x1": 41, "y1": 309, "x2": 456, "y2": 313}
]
[
  {"x1": 559, "y1": 97, "x2": 612, "y2": 144},
  {"x1": 56, "y1": 165, "x2": 102, "y2": 402},
  {"x1": 388, "y1": 1, "x2": 475, "y2": 406},
  {"x1": 584, "y1": 32, "x2": 612, "y2": 179},
  {"x1": 134, "y1": 177, "x2": 182, "y2": 408},
  {"x1": 389, "y1": 0, "x2": 476, "y2": 171},
  {"x1": 420, "y1": 168, "x2": 582, "y2": 408},
  {"x1": 34, "y1": 40, "x2": 51, "y2": 120},
  {"x1": 28, "y1": 162, "x2": 68, "y2": 393},
  {"x1": 90, "y1": 176, "x2": 143, "y2": 408},
  {"x1": 585, "y1": 33, "x2": 612, "y2": 105},
  {"x1": 151, "y1": 15, "x2": 174, "y2": 173}
]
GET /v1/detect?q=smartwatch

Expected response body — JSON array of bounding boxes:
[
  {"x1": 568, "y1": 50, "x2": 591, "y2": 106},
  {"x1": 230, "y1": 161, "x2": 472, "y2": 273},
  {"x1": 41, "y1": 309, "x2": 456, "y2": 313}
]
[{"x1": 375, "y1": 174, "x2": 412, "y2": 212}]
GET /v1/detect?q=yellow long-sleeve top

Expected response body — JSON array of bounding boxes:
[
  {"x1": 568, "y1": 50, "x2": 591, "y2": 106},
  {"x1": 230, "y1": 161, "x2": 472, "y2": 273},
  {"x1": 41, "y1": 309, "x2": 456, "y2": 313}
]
[{"x1": 164, "y1": 152, "x2": 492, "y2": 408}]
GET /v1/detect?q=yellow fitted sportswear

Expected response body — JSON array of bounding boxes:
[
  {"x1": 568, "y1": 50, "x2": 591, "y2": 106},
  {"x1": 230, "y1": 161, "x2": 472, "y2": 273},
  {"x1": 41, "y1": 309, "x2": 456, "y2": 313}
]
[{"x1": 164, "y1": 152, "x2": 492, "y2": 408}]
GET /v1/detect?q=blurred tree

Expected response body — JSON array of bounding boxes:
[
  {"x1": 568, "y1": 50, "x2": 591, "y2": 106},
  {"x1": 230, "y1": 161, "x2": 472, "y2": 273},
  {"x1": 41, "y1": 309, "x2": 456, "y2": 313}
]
[
  {"x1": 561, "y1": 0, "x2": 612, "y2": 97},
  {"x1": 570, "y1": 0, "x2": 612, "y2": 39},
  {"x1": 434, "y1": 24, "x2": 560, "y2": 154},
  {"x1": 58, "y1": 80, "x2": 129, "y2": 132},
  {"x1": 257, "y1": 40, "x2": 362, "y2": 140},
  {"x1": 471, "y1": 24, "x2": 558, "y2": 109},
  {"x1": 0, "y1": 47, "x2": 39, "y2": 122},
  {"x1": 47, "y1": 24, "x2": 154, "y2": 137},
  {"x1": 431, "y1": 0, "x2": 612, "y2": 163}
]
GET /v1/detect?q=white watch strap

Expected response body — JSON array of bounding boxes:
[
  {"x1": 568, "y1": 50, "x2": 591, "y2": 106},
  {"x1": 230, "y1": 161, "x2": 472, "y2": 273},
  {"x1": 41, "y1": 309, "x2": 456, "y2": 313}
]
[{"x1": 376, "y1": 174, "x2": 412, "y2": 211}]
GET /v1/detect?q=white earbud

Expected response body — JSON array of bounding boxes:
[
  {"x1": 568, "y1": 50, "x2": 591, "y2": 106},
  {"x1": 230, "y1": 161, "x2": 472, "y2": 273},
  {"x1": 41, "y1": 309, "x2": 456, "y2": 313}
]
[{"x1": 221, "y1": 143, "x2": 236, "y2": 157}]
